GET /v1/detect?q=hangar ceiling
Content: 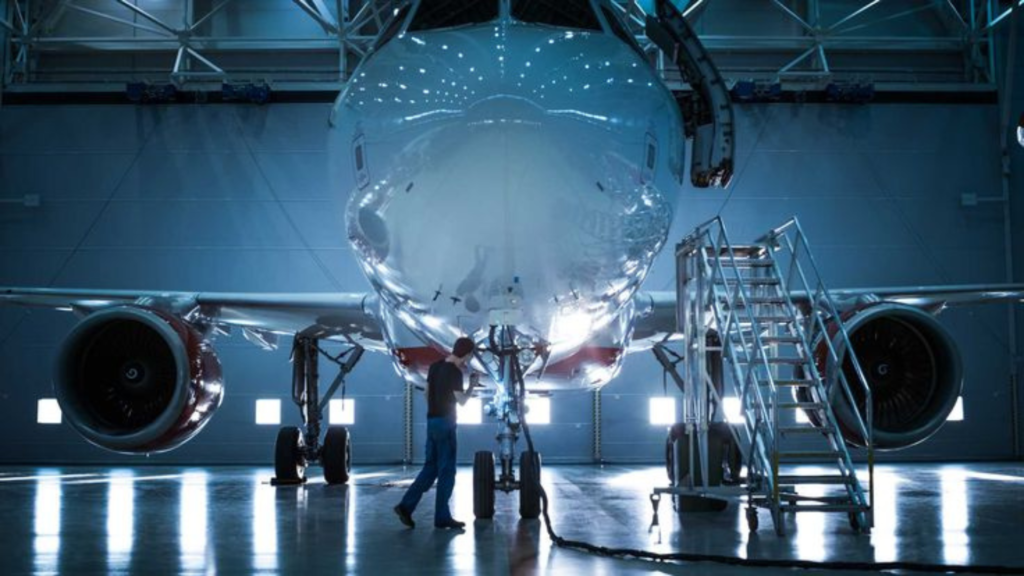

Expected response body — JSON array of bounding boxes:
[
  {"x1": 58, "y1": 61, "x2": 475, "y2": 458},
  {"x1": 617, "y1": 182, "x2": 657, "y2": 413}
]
[{"x1": 0, "y1": 0, "x2": 1016, "y2": 96}]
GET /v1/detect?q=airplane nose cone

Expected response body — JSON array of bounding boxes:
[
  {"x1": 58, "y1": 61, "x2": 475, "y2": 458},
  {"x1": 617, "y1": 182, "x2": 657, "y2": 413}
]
[{"x1": 343, "y1": 23, "x2": 679, "y2": 350}]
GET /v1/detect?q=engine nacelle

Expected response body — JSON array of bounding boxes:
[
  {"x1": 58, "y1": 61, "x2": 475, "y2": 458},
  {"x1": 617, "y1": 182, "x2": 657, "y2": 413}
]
[
  {"x1": 803, "y1": 303, "x2": 963, "y2": 450},
  {"x1": 54, "y1": 307, "x2": 224, "y2": 454}
]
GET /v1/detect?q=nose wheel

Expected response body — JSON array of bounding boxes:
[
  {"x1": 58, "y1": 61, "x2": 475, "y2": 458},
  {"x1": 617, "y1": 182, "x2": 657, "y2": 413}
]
[
  {"x1": 471, "y1": 325, "x2": 547, "y2": 520},
  {"x1": 473, "y1": 451, "x2": 496, "y2": 519},
  {"x1": 472, "y1": 449, "x2": 544, "y2": 520},
  {"x1": 519, "y1": 450, "x2": 542, "y2": 519}
]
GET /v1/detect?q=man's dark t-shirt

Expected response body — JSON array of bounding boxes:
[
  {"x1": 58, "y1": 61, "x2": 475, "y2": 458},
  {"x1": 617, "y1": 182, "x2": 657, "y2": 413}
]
[{"x1": 427, "y1": 360, "x2": 464, "y2": 420}]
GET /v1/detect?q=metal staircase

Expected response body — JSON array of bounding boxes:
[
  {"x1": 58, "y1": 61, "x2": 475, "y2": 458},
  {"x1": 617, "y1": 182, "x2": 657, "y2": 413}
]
[{"x1": 670, "y1": 216, "x2": 874, "y2": 535}]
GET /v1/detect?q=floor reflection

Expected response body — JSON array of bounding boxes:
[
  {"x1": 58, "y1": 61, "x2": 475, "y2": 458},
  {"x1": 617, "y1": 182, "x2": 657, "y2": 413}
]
[
  {"x1": 940, "y1": 467, "x2": 970, "y2": 566},
  {"x1": 106, "y1": 470, "x2": 135, "y2": 573},
  {"x1": 868, "y1": 468, "x2": 901, "y2": 563},
  {"x1": 33, "y1": 471, "x2": 61, "y2": 576},
  {"x1": 252, "y1": 475, "x2": 277, "y2": 574},
  {"x1": 1, "y1": 463, "x2": 1020, "y2": 574},
  {"x1": 179, "y1": 471, "x2": 209, "y2": 574}
]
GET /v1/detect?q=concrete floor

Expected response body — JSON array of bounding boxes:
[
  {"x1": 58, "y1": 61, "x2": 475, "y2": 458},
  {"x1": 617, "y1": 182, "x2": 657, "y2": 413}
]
[{"x1": 0, "y1": 462, "x2": 1021, "y2": 575}]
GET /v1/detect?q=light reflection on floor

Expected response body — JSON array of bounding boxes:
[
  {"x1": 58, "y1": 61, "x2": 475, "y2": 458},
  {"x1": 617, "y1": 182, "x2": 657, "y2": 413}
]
[
  {"x1": 32, "y1": 472, "x2": 61, "y2": 576},
  {"x1": 179, "y1": 471, "x2": 210, "y2": 574},
  {"x1": 0, "y1": 463, "x2": 1021, "y2": 575},
  {"x1": 252, "y1": 475, "x2": 277, "y2": 574},
  {"x1": 106, "y1": 470, "x2": 134, "y2": 574}
]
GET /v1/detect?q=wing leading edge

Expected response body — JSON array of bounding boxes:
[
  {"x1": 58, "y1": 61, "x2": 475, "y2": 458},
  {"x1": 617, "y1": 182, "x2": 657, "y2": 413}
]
[
  {"x1": 632, "y1": 284, "x2": 1024, "y2": 348},
  {"x1": 0, "y1": 287, "x2": 385, "y2": 350}
]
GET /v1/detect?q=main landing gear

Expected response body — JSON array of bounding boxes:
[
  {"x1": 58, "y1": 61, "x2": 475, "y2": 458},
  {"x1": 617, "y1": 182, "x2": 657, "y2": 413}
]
[
  {"x1": 272, "y1": 336, "x2": 364, "y2": 486},
  {"x1": 472, "y1": 325, "x2": 543, "y2": 520}
]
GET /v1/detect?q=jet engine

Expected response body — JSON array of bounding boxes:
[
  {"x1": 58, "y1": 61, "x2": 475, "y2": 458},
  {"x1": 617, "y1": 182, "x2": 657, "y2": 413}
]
[
  {"x1": 801, "y1": 303, "x2": 962, "y2": 450},
  {"x1": 54, "y1": 307, "x2": 224, "y2": 454}
]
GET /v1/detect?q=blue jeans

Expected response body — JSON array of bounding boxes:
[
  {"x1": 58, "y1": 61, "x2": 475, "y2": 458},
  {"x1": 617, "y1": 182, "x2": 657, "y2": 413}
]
[{"x1": 399, "y1": 416, "x2": 457, "y2": 524}]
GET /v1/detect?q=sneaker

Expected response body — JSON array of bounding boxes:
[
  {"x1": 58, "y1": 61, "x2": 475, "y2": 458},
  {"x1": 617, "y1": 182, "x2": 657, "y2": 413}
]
[
  {"x1": 434, "y1": 519, "x2": 466, "y2": 530},
  {"x1": 394, "y1": 505, "x2": 415, "y2": 528}
]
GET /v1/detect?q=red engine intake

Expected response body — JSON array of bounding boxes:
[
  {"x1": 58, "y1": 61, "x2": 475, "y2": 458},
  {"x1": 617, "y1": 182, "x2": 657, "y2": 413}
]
[
  {"x1": 801, "y1": 303, "x2": 963, "y2": 450},
  {"x1": 54, "y1": 307, "x2": 224, "y2": 454}
]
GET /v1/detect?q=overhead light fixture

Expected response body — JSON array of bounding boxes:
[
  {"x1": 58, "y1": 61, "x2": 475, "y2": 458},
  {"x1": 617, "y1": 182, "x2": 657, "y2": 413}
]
[{"x1": 1017, "y1": 113, "x2": 1023, "y2": 148}]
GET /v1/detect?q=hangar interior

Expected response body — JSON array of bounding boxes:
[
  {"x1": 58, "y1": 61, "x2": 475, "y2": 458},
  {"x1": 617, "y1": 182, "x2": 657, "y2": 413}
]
[{"x1": 1, "y1": 0, "x2": 1023, "y2": 574}]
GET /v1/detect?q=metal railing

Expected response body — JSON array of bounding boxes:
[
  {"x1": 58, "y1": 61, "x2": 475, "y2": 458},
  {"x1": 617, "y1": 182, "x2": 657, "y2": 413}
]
[
  {"x1": 677, "y1": 216, "x2": 781, "y2": 502},
  {"x1": 676, "y1": 215, "x2": 875, "y2": 532},
  {"x1": 756, "y1": 217, "x2": 875, "y2": 518}
]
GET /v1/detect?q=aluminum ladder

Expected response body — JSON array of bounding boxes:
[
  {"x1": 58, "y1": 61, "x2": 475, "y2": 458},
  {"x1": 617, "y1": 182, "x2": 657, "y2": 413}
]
[{"x1": 675, "y1": 217, "x2": 875, "y2": 535}]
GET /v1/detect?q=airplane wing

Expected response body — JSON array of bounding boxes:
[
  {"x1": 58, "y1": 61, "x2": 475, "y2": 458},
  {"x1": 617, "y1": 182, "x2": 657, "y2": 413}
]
[
  {"x1": 0, "y1": 287, "x2": 385, "y2": 350},
  {"x1": 631, "y1": 284, "x2": 1024, "y2": 348}
]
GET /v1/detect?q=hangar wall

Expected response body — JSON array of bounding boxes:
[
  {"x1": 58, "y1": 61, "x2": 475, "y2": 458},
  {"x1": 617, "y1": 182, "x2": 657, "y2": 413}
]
[
  {"x1": 1007, "y1": 15, "x2": 1024, "y2": 461},
  {"x1": 0, "y1": 99, "x2": 1016, "y2": 465}
]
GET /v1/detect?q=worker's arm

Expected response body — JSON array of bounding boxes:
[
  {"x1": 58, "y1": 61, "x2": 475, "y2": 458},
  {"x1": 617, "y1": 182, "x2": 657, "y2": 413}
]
[{"x1": 454, "y1": 372, "x2": 480, "y2": 406}]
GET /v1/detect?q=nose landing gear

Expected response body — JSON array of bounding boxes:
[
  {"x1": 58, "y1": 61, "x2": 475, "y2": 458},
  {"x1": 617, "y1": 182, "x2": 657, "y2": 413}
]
[{"x1": 472, "y1": 325, "x2": 544, "y2": 519}]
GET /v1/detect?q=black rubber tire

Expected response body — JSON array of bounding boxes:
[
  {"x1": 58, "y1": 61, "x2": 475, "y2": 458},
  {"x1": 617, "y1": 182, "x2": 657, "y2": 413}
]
[
  {"x1": 322, "y1": 426, "x2": 351, "y2": 485},
  {"x1": 274, "y1": 426, "x2": 306, "y2": 482},
  {"x1": 473, "y1": 451, "x2": 495, "y2": 519},
  {"x1": 519, "y1": 450, "x2": 541, "y2": 519}
]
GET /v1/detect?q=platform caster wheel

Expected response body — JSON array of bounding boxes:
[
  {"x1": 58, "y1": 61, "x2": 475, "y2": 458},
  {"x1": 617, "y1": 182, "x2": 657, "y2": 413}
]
[
  {"x1": 473, "y1": 451, "x2": 495, "y2": 519},
  {"x1": 274, "y1": 426, "x2": 306, "y2": 483},
  {"x1": 746, "y1": 507, "x2": 759, "y2": 532},
  {"x1": 519, "y1": 451, "x2": 541, "y2": 519},
  {"x1": 322, "y1": 426, "x2": 351, "y2": 485}
]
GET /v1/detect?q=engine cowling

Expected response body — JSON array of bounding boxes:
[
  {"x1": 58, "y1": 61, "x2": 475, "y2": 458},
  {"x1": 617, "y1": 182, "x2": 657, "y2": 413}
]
[
  {"x1": 54, "y1": 307, "x2": 224, "y2": 454},
  {"x1": 803, "y1": 303, "x2": 963, "y2": 450}
]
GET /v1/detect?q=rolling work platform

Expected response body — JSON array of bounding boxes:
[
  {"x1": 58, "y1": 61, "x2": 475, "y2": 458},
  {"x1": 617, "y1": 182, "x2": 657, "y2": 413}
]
[{"x1": 651, "y1": 216, "x2": 875, "y2": 536}]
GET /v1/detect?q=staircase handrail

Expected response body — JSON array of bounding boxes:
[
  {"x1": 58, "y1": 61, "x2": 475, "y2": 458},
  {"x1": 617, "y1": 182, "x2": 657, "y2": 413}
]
[{"x1": 757, "y1": 217, "x2": 874, "y2": 453}]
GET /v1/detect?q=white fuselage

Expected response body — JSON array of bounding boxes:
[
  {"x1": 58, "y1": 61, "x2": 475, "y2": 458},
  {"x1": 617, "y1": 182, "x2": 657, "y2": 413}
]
[{"x1": 335, "y1": 8, "x2": 684, "y2": 389}]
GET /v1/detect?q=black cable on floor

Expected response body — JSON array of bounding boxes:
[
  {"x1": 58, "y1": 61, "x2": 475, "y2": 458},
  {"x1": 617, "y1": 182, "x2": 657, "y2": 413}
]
[{"x1": 517, "y1": 414, "x2": 1021, "y2": 574}]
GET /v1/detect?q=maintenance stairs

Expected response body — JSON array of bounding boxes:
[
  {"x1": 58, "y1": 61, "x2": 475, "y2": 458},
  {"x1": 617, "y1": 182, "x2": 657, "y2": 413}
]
[{"x1": 672, "y1": 217, "x2": 875, "y2": 535}]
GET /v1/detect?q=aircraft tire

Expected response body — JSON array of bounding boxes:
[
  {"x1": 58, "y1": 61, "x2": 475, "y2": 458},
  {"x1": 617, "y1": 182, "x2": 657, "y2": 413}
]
[
  {"x1": 519, "y1": 450, "x2": 541, "y2": 519},
  {"x1": 322, "y1": 426, "x2": 351, "y2": 485},
  {"x1": 473, "y1": 451, "x2": 495, "y2": 519},
  {"x1": 275, "y1": 426, "x2": 306, "y2": 482}
]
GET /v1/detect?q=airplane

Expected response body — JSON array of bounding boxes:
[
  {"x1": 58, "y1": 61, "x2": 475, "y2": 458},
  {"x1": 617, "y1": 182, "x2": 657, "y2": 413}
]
[{"x1": 1, "y1": 0, "x2": 1022, "y2": 520}]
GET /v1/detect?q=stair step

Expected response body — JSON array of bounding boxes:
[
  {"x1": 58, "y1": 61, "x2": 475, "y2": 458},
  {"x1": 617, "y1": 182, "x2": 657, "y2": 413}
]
[
  {"x1": 777, "y1": 474, "x2": 853, "y2": 485},
  {"x1": 779, "y1": 401, "x2": 824, "y2": 410},
  {"x1": 742, "y1": 315, "x2": 794, "y2": 323},
  {"x1": 719, "y1": 258, "x2": 775, "y2": 268},
  {"x1": 771, "y1": 379, "x2": 815, "y2": 387},
  {"x1": 778, "y1": 450, "x2": 842, "y2": 460},
  {"x1": 722, "y1": 299, "x2": 787, "y2": 308},
  {"x1": 721, "y1": 277, "x2": 781, "y2": 285},
  {"x1": 759, "y1": 335, "x2": 803, "y2": 344},
  {"x1": 779, "y1": 426, "x2": 831, "y2": 435},
  {"x1": 781, "y1": 494, "x2": 855, "y2": 504},
  {"x1": 765, "y1": 356, "x2": 807, "y2": 365},
  {"x1": 779, "y1": 504, "x2": 867, "y2": 513}
]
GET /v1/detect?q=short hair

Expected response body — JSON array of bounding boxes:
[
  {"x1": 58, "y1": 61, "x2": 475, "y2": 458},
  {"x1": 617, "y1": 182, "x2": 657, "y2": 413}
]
[{"x1": 452, "y1": 337, "x2": 475, "y2": 359}]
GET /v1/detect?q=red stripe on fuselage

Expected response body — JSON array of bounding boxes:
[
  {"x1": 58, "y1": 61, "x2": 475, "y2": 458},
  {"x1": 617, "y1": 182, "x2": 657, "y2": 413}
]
[
  {"x1": 395, "y1": 346, "x2": 447, "y2": 373},
  {"x1": 545, "y1": 346, "x2": 623, "y2": 377}
]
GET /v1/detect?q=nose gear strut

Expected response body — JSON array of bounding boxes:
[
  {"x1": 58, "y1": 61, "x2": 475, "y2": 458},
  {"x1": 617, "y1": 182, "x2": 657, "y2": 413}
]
[{"x1": 472, "y1": 324, "x2": 543, "y2": 519}]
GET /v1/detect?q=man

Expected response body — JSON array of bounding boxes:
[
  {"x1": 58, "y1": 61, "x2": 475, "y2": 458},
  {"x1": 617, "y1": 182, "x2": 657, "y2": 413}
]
[{"x1": 394, "y1": 337, "x2": 479, "y2": 530}]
